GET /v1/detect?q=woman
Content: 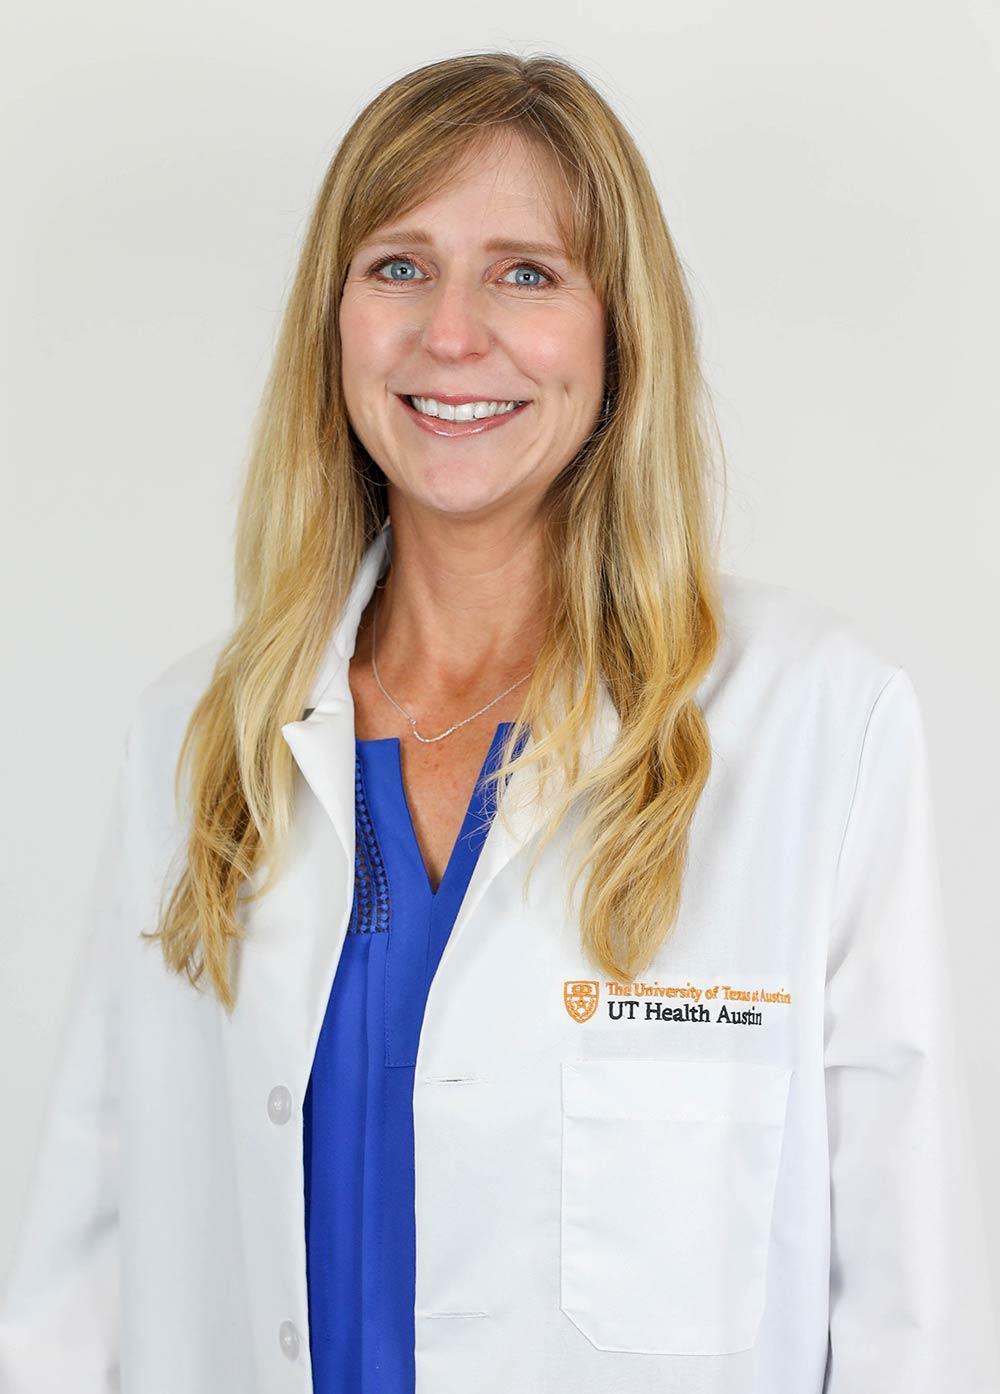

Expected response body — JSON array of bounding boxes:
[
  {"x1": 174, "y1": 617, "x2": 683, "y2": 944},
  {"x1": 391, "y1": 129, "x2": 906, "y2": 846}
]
[{"x1": 1, "y1": 51, "x2": 997, "y2": 1394}]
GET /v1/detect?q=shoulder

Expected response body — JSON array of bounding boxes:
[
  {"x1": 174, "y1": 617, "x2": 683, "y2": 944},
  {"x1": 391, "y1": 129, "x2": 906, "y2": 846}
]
[
  {"x1": 86, "y1": 630, "x2": 232, "y2": 888},
  {"x1": 717, "y1": 569, "x2": 900, "y2": 670},
  {"x1": 121, "y1": 632, "x2": 231, "y2": 828},
  {"x1": 130, "y1": 632, "x2": 225, "y2": 736},
  {"x1": 707, "y1": 571, "x2": 907, "y2": 754}
]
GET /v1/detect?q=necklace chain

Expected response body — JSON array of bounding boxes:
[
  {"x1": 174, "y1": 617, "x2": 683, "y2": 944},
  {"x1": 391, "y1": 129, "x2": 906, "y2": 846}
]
[{"x1": 370, "y1": 581, "x2": 530, "y2": 744}]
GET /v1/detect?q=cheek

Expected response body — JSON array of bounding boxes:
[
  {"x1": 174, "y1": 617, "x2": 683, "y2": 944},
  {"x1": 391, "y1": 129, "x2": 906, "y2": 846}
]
[
  {"x1": 338, "y1": 295, "x2": 400, "y2": 373},
  {"x1": 517, "y1": 311, "x2": 605, "y2": 395}
]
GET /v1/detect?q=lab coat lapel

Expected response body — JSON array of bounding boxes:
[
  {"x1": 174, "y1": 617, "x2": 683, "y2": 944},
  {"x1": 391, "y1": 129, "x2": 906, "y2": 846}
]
[
  {"x1": 278, "y1": 520, "x2": 394, "y2": 865},
  {"x1": 431, "y1": 670, "x2": 621, "y2": 989}
]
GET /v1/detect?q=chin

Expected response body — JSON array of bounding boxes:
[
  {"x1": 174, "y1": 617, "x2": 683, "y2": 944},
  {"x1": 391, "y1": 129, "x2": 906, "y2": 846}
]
[{"x1": 403, "y1": 474, "x2": 517, "y2": 520}]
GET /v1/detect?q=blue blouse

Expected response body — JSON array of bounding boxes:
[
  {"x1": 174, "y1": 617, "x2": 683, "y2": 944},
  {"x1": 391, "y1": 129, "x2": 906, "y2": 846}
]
[{"x1": 302, "y1": 721, "x2": 520, "y2": 1392}]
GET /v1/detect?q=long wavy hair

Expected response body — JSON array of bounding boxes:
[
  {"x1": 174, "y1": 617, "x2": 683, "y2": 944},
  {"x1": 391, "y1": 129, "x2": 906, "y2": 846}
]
[{"x1": 146, "y1": 50, "x2": 728, "y2": 1013}]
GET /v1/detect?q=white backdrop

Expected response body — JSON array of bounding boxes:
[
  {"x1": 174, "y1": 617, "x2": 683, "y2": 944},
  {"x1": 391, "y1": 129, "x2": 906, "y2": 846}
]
[{"x1": 2, "y1": 0, "x2": 997, "y2": 1316}]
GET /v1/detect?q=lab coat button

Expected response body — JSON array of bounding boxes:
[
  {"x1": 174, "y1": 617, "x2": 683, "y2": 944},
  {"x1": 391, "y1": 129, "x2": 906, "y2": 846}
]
[
  {"x1": 278, "y1": 1319, "x2": 300, "y2": 1360},
  {"x1": 267, "y1": 1085, "x2": 292, "y2": 1125}
]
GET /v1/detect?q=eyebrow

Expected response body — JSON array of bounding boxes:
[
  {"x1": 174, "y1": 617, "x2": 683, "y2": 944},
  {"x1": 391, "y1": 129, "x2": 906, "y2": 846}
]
[{"x1": 356, "y1": 225, "x2": 570, "y2": 260}]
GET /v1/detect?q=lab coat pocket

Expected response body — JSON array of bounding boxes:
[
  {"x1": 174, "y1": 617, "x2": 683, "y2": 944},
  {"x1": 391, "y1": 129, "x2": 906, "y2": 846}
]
[{"x1": 560, "y1": 1057, "x2": 792, "y2": 1355}]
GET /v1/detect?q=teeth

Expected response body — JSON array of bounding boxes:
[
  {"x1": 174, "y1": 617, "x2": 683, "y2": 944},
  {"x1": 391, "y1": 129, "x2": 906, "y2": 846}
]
[{"x1": 410, "y1": 396, "x2": 523, "y2": 421}]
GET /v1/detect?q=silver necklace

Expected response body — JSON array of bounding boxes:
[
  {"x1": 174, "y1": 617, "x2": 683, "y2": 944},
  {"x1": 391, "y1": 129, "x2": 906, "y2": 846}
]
[{"x1": 370, "y1": 583, "x2": 530, "y2": 744}]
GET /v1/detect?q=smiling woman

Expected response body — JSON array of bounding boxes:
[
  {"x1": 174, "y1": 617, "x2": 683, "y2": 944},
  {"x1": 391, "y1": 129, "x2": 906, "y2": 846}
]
[
  {"x1": 337, "y1": 126, "x2": 607, "y2": 504},
  {"x1": 1, "y1": 46, "x2": 997, "y2": 1394}
]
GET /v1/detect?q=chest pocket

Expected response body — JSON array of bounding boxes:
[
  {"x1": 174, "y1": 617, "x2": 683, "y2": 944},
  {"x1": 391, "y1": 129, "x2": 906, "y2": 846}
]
[{"x1": 560, "y1": 1056, "x2": 792, "y2": 1355}]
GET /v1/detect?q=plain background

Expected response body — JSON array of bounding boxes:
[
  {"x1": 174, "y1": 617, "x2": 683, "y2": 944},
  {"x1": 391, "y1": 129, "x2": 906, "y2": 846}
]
[{"x1": 2, "y1": 0, "x2": 997, "y2": 1316}]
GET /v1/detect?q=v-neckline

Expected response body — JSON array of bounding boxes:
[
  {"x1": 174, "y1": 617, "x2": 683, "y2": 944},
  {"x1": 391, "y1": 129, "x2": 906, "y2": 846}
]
[{"x1": 359, "y1": 722, "x2": 512, "y2": 902}]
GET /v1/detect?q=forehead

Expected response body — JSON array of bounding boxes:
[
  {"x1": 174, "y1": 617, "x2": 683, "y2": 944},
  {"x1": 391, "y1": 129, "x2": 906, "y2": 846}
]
[{"x1": 357, "y1": 131, "x2": 574, "y2": 256}]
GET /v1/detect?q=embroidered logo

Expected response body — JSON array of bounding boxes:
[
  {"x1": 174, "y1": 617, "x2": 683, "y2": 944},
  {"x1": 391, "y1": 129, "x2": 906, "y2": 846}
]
[
  {"x1": 564, "y1": 977, "x2": 793, "y2": 1027},
  {"x1": 563, "y1": 980, "x2": 600, "y2": 1023}
]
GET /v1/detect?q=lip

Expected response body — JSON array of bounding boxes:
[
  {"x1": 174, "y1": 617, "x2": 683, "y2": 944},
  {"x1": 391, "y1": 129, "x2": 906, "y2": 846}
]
[{"x1": 397, "y1": 393, "x2": 531, "y2": 438}]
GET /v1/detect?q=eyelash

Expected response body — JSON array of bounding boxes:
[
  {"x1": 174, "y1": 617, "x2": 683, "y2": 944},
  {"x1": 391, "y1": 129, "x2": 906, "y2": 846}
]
[{"x1": 365, "y1": 253, "x2": 555, "y2": 292}]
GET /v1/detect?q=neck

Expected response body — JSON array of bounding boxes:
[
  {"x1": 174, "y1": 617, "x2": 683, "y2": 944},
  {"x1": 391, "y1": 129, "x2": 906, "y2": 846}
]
[{"x1": 356, "y1": 501, "x2": 550, "y2": 708}]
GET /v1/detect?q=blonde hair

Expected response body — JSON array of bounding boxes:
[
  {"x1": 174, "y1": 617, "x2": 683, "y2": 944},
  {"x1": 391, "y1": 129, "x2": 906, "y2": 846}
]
[{"x1": 146, "y1": 50, "x2": 727, "y2": 1013}]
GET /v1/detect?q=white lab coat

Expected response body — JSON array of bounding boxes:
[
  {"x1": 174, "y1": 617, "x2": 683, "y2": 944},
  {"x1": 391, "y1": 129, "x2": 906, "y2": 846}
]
[{"x1": 2, "y1": 521, "x2": 998, "y2": 1393}]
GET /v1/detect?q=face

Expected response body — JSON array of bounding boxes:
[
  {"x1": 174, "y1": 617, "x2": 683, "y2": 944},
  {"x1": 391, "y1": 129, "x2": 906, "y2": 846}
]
[{"x1": 338, "y1": 131, "x2": 606, "y2": 522}]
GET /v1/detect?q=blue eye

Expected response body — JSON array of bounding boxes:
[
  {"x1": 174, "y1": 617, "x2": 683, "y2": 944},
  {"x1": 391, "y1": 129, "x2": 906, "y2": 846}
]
[
  {"x1": 366, "y1": 255, "x2": 554, "y2": 292},
  {"x1": 501, "y1": 264, "x2": 549, "y2": 289},
  {"x1": 373, "y1": 257, "x2": 425, "y2": 283}
]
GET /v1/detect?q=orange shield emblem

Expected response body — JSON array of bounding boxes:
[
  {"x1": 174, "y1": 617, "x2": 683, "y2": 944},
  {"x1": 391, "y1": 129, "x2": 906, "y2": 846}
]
[{"x1": 564, "y1": 979, "x2": 600, "y2": 1023}]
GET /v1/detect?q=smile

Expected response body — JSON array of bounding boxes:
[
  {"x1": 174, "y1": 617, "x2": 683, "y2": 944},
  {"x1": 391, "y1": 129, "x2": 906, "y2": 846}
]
[{"x1": 396, "y1": 394, "x2": 531, "y2": 438}]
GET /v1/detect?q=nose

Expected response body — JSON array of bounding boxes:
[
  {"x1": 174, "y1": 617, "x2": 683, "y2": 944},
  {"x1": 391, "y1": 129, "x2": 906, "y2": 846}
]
[{"x1": 416, "y1": 274, "x2": 494, "y2": 360}]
